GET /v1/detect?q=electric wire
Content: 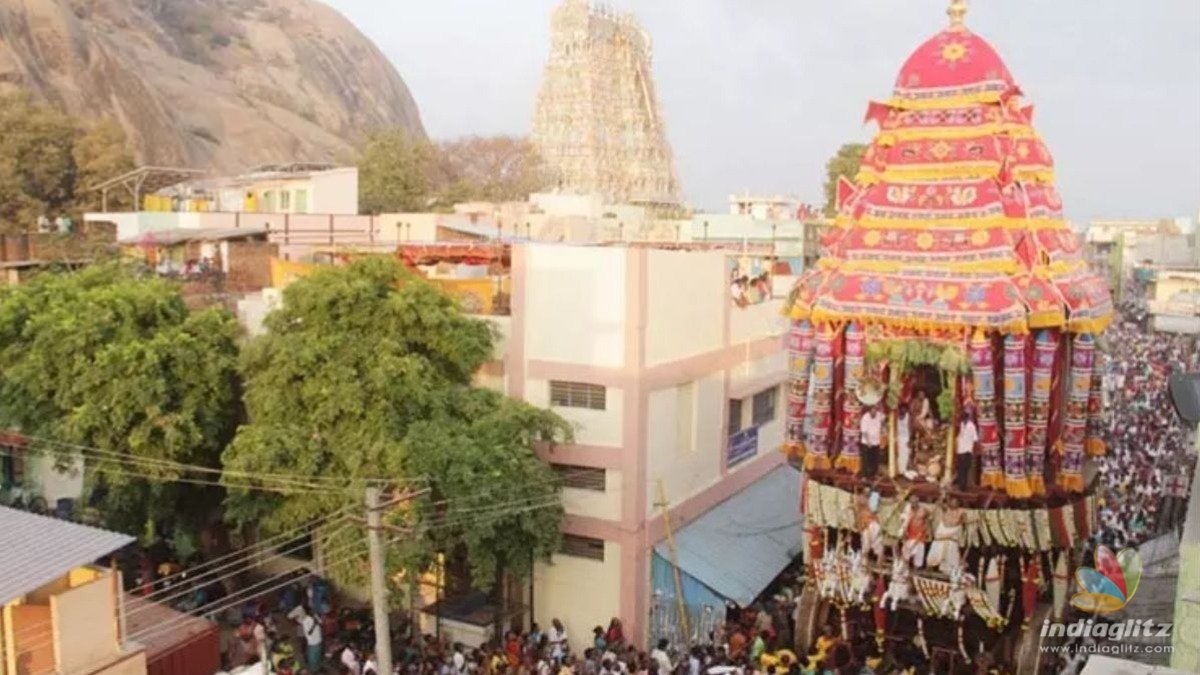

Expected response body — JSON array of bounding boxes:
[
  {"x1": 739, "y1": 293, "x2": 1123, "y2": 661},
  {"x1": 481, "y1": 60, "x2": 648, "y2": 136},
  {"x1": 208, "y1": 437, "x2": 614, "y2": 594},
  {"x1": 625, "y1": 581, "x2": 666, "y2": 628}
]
[{"x1": 8, "y1": 518, "x2": 356, "y2": 648}]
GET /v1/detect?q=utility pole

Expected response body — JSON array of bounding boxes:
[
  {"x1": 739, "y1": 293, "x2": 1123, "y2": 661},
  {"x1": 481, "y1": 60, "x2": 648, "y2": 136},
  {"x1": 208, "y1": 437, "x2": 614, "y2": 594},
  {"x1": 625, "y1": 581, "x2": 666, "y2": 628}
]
[
  {"x1": 654, "y1": 480, "x2": 690, "y2": 645},
  {"x1": 366, "y1": 486, "x2": 394, "y2": 675}
]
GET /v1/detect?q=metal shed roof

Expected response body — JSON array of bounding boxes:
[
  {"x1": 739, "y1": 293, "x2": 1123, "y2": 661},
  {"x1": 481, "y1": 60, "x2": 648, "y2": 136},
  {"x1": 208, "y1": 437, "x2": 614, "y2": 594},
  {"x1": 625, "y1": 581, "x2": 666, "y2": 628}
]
[
  {"x1": 0, "y1": 507, "x2": 135, "y2": 605},
  {"x1": 653, "y1": 464, "x2": 803, "y2": 606}
]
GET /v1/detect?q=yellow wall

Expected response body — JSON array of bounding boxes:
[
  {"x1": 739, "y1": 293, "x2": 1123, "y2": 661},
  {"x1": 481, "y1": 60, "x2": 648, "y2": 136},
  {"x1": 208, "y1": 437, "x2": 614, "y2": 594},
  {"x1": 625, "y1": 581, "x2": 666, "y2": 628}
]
[
  {"x1": 270, "y1": 258, "x2": 317, "y2": 289},
  {"x1": 51, "y1": 576, "x2": 119, "y2": 674},
  {"x1": 435, "y1": 277, "x2": 511, "y2": 315},
  {"x1": 532, "y1": 545, "x2": 622, "y2": 649},
  {"x1": 269, "y1": 259, "x2": 512, "y2": 315},
  {"x1": 68, "y1": 567, "x2": 101, "y2": 588},
  {"x1": 1153, "y1": 273, "x2": 1200, "y2": 303}
]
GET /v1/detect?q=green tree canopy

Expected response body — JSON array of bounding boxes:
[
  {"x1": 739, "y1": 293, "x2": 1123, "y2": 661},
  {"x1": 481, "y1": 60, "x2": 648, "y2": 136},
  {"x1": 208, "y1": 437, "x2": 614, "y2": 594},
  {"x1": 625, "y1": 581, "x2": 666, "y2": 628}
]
[
  {"x1": 0, "y1": 263, "x2": 241, "y2": 535},
  {"x1": 73, "y1": 119, "x2": 138, "y2": 213},
  {"x1": 0, "y1": 94, "x2": 136, "y2": 232},
  {"x1": 822, "y1": 142, "x2": 869, "y2": 217},
  {"x1": 358, "y1": 129, "x2": 433, "y2": 214},
  {"x1": 358, "y1": 131, "x2": 551, "y2": 214},
  {"x1": 222, "y1": 257, "x2": 569, "y2": 591}
]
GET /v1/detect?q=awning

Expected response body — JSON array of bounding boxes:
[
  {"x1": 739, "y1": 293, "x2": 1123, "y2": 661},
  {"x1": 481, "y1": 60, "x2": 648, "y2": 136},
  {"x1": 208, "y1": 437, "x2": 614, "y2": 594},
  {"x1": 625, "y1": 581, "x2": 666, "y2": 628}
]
[
  {"x1": 0, "y1": 506, "x2": 134, "y2": 605},
  {"x1": 654, "y1": 465, "x2": 803, "y2": 606}
]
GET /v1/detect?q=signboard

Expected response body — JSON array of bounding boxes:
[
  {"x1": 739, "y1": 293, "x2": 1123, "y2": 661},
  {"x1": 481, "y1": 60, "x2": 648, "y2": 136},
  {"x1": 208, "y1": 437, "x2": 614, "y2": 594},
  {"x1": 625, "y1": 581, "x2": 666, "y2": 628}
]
[{"x1": 727, "y1": 427, "x2": 759, "y2": 467}]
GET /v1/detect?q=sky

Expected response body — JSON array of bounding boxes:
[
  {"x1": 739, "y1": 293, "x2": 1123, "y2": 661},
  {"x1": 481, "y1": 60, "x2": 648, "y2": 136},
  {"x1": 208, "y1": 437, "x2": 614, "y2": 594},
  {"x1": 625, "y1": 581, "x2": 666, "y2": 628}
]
[{"x1": 321, "y1": 0, "x2": 1200, "y2": 222}]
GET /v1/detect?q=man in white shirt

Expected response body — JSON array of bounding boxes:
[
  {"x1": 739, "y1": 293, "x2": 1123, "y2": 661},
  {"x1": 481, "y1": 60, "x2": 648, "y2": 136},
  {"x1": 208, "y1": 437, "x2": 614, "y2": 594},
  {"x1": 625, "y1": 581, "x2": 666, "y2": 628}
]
[
  {"x1": 955, "y1": 411, "x2": 979, "y2": 492},
  {"x1": 547, "y1": 619, "x2": 568, "y2": 663},
  {"x1": 859, "y1": 405, "x2": 885, "y2": 478},
  {"x1": 650, "y1": 640, "x2": 672, "y2": 675},
  {"x1": 295, "y1": 606, "x2": 323, "y2": 674},
  {"x1": 896, "y1": 403, "x2": 917, "y2": 479},
  {"x1": 342, "y1": 644, "x2": 363, "y2": 675},
  {"x1": 452, "y1": 644, "x2": 467, "y2": 675}
]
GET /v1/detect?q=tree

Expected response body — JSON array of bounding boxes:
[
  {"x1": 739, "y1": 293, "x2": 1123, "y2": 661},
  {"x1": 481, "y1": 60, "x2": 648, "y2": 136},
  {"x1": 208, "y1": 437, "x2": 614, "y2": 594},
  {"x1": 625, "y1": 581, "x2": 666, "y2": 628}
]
[
  {"x1": 822, "y1": 142, "x2": 869, "y2": 217},
  {"x1": 432, "y1": 136, "x2": 551, "y2": 204},
  {"x1": 358, "y1": 129, "x2": 433, "y2": 214},
  {"x1": 0, "y1": 94, "x2": 136, "y2": 232},
  {"x1": 0, "y1": 94, "x2": 78, "y2": 231},
  {"x1": 221, "y1": 257, "x2": 569, "y2": 594},
  {"x1": 73, "y1": 119, "x2": 137, "y2": 213},
  {"x1": 0, "y1": 263, "x2": 241, "y2": 536}
]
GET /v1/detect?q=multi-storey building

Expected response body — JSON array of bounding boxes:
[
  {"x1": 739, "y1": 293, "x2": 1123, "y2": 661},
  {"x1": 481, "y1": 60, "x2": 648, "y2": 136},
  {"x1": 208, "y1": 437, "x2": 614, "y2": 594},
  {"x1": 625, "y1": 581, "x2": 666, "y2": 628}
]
[{"x1": 491, "y1": 243, "x2": 801, "y2": 644}]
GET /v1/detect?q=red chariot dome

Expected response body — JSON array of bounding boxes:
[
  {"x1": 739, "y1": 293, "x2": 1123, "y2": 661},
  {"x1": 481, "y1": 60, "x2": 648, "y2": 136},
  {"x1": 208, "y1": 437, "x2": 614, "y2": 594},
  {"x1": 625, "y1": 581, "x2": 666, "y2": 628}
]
[
  {"x1": 788, "y1": 0, "x2": 1112, "y2": 335},
  {"x1": 891, "y1": 27, "x2": 1015, "y2": 108}
]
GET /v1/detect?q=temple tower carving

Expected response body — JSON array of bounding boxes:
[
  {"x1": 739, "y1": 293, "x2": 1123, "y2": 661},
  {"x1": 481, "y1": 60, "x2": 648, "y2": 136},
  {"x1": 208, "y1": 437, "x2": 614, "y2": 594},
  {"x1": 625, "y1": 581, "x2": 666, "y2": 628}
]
[{"x1": 531, "y1": 0, "x2": 682, "y2": 206}]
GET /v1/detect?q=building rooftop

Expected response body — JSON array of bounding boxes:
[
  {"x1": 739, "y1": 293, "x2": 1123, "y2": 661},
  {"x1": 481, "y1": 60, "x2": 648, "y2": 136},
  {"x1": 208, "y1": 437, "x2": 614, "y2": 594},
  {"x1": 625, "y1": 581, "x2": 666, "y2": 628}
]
[{"x1": 0, "y1": 507, "x2": 134, "y2": 605}]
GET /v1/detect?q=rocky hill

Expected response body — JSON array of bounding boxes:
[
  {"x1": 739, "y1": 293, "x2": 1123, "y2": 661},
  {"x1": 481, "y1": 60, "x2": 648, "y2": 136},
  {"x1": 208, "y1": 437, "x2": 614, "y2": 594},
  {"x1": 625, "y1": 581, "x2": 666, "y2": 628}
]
[{"x1": 0, "y1": 0, "x2": 425, "y2": 173}]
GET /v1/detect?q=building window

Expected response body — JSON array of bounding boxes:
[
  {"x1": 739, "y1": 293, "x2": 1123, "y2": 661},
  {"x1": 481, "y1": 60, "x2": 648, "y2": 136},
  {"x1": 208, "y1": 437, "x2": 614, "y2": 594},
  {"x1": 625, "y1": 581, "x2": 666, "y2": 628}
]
[
  {"x1": 295, "y1": 189, "x2": 309, "y2": 213},
  {"x1": 553, "y1": 464, "x2": 606, "y2": 492},
  {"x1": 549, "y1": 381, "x2": 606, "y2": 410},
  {"x1": 752, "y1": 387, "x2": 778, "y2": 426},
  {"x1": 280, "y1": 190, "x2": 292, "y2": 212},
  {"x1": 728, "y1": 399, "x2": 743, "y2": 434},
  {"x1": 559, "y1": 534, "x2": 605, "y2": 561}
]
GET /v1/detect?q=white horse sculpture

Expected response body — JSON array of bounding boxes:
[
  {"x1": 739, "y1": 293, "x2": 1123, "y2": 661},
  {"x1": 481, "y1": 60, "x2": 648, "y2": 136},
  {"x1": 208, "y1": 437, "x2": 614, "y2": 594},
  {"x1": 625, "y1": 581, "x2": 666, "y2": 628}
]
[
  {"x1": 845, "y1": 549, "x2": 873, "y2": 605},
  {"x1": 942, "y1": 564, "x2": 975, "y2": 618},
  {"x1": 879, "y1": 556, "x2": 912, "y2": 611},
  {"x1": 816, "y1": 555, "x2": 840, "y2": 600}
]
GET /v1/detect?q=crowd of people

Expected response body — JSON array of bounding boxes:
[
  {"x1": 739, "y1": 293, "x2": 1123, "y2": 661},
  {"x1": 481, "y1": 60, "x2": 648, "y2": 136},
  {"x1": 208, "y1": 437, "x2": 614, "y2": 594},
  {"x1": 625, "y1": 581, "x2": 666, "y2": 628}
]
[
  {"x1": 215, "y1": 307, "x2": 1195, "y2": 675},
  {"x1": 1093, "y1": 319, "x2": 1197, "y2": 550},
  {"x1": 1055, "y1": 305, "x2": 1196, "y2": 675}
]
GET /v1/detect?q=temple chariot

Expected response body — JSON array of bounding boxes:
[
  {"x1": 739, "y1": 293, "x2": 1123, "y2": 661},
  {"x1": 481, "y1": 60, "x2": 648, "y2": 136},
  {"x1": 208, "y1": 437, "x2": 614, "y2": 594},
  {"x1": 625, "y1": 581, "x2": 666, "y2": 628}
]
[{"x1": 784, "y1": 2, "x2": 1114, "y2": 673}]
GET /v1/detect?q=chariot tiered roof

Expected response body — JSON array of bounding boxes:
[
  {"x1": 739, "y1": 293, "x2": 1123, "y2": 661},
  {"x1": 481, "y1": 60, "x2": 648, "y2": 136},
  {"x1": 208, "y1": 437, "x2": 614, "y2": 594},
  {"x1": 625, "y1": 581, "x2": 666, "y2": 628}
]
[{"x1": 787, "y1": 2, "x2": 1112, "y2": 335}]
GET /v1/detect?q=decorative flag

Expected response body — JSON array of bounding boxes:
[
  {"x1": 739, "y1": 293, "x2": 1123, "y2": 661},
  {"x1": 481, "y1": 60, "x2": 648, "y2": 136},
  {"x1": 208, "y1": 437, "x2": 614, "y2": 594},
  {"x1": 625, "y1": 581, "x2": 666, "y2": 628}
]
[
  {"x1": 836, "y1": 176, "x2": 857, "y2": 213},
  {"x1": 1026, "y1": 330, "x2": 1058, "y2": 496},
  {"x1": 787, "y1": 320, "x2": 816, "y2": 455},
  {"x1": 970, "y1": 330, "x2": 1003, "y2": 490},
  {"x1": 837, "y1": 323, "x2": 864, "y2": 474},
  {"x1": 1058, "y1": 334, "x2": 1094, "y2": 492},
  {"x1": 806, "y1": 324, "x2": 836, "y2": 470},
  {"x1": 863, "y1": 101, "x2": 891, "y2": 126},
  {"x1": 1003, "y1": 334, "x2": 1031, "y2": 498}
]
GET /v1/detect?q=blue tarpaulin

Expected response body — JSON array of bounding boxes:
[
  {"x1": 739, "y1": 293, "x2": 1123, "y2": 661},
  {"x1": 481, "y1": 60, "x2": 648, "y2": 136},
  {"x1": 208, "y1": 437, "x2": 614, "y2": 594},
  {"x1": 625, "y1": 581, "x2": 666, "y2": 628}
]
[{"x1": 652, "y1": 465, "x2": 803, "y2": 606}]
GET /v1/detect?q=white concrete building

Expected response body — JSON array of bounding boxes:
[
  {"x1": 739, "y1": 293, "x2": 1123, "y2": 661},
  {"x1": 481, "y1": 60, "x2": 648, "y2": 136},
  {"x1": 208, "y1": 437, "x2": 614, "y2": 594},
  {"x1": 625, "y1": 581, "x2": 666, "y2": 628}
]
[
  {"x1": 728, "y1": 194, "x2": 802, "y2": 221},
  {"x1": 488, "y1": 243, "x2": 802, "y2": 646}
]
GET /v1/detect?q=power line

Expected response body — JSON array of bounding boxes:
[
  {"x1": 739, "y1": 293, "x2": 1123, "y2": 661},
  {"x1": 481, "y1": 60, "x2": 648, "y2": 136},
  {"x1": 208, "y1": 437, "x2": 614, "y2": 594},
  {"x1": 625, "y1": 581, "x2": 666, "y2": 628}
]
[
  {"x1": 126, "y1": 519, "x2": 355, "y2": 615},
  {"x1": 137, "y1": 510, "x2": 351, "y2": 596},
  {"x1": 18, "y1": 536, "x2": 376, "y2": 667},
  {"x1": 127, "y1": 536, "x2": 381, "y2": 648},
  {"x1": 8, "y1": 433, "x2": 425, "y2": 489}
]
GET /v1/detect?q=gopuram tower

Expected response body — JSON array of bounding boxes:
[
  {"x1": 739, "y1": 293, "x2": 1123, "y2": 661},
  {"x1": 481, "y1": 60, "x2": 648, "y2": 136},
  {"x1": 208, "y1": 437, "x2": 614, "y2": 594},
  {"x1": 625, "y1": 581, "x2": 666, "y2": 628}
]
[{"x1": 531, "y1": 0, "x2": 682, "y2": 207}]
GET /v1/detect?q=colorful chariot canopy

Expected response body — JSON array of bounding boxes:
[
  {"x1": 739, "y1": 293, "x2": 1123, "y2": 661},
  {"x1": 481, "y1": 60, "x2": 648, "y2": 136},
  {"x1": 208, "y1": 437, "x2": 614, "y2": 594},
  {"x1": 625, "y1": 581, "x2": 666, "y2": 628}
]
[{"x1": 787, "y1": 0, "x2": 1113, "y2": 335}]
